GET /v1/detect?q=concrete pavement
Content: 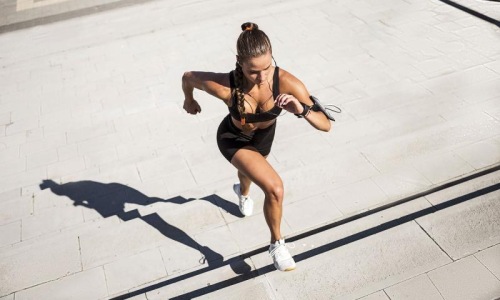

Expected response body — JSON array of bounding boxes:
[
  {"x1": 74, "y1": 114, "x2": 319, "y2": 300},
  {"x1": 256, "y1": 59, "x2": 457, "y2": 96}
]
[
  {"x1": 176, "y1": 170, "x2": 500, "y2": 300},
  {"x1": 0, "y1": 0, "x2": 499, "y2": 299}
]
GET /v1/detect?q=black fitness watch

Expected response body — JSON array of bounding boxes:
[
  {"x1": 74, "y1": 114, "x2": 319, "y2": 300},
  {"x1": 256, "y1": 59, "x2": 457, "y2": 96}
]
[{"x1": 295, "y1": 102, "x2": 311, "y2": 118}]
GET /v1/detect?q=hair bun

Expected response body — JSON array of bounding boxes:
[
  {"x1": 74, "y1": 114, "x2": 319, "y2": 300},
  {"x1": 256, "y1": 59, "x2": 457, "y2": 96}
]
[{"x1": 241, "y1": 22, "x2": 258, "y2": 31}]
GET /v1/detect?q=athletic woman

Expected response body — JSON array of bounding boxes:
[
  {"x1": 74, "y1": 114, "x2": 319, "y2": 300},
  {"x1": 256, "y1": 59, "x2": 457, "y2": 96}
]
[{"x1": 182, "y1": 22, "x2": 331, "y2": 272}]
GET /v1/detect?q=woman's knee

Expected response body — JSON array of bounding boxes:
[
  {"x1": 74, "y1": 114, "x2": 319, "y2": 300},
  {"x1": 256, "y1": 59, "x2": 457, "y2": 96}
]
[{"x1": 264, "y1": 181, "x2": 284, "y2": 204}]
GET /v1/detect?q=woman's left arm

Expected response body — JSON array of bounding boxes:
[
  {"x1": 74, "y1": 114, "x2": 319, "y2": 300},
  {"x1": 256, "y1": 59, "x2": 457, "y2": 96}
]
[{"x1": 276, "y1": 71, "x2": 331, "y2": 132}]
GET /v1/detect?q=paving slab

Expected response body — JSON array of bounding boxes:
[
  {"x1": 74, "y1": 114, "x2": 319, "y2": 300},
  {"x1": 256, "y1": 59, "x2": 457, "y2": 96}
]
[
  {"x1": 199, "y1": 277, "x2": 276, "y2": 300},
  {"x1": 0, "y1": 234, "x2": 81, "y2": 296},
  {"x1": 227, "y1": 212, "x2": 293, "y2": 252},
  {"x1": 358, "y1": 291, "x2": 391, "y2": 300},
  {"x1": 104, "y1": 248, "x2": 167, "y2": 296},
  {"x1": 427, "y1": 255, "x2": 500, "y2": 300},
  {"x1": 193, "y1": 225, "x2": 241, "y2": 259},
  {"x1": 453, "y1": 138, "x2": 500, "y2": 170},
  {"x1": 362, "y1": 113, "x2": 498, "y2": 177},
  {"x1": 474, "y1": 244, "x2": 500, "y2": 281},
  {"x1": 47, "y1": 156, "x2": 87, "y2": 179},
  {"x1": 14, "y1": 267, "x2": 107, "y2": 300},
  {"x1": 384, "y1": 274, "x2": 444, "y2": 300},
  {"x1": 21, "y1": 204, "x2": 84, "y2": 240},
  {"x1": 370, "y1": 165, "x2": 432, "y2": 200},
  {"x1": 425, "y1": 169, "x2": 500, "y2": 205},
  {"x1": 0, "y1": 294, "x2": 14, "y2": 300},
  {"x1": 158, "y1": 238, "x2": 205, "y2": 276},
  {"x1": 327, "y1": 178, "x2": 390, "y2": 215},
  {"x1": 410, "y1": 150, "x2": 475, "y2": 185},
  {"x1": 0, "y1": 221, "x2": 21, "y2": 248},
  {"x1": 417, "y1": 188, "x2": 500, "y2": 259},
  {"x1": 0, "y1": 157, "x2": 25, "y2": 178},
  {"x1": 283, "y1": 193, "x2": 343, "y2": 233},
  {"x1": 145, "y1": 258, "x2": 255, "y2": 300},
  {"x1": 78, "y1": 214, "x2": 170, "y2": 270},
  {"x1": 0, "y1": 194, "x2": 32, "y2": 226}
]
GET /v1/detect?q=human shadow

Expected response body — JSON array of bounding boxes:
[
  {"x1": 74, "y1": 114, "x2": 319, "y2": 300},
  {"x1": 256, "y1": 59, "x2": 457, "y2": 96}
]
[{"x1": 39, "y1": 179, "x2": 250, "y2": 274}]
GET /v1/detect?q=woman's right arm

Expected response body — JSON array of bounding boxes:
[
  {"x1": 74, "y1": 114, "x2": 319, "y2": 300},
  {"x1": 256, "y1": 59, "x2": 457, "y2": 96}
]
[{"x1": 182, "y1": 71, "x2": 230, "y2": 115}]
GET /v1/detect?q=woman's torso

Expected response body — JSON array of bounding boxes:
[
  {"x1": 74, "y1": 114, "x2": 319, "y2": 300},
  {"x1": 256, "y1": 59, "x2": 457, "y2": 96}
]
[{"x1": 227, "y1": 66, "x2": 282, "y2": 132}]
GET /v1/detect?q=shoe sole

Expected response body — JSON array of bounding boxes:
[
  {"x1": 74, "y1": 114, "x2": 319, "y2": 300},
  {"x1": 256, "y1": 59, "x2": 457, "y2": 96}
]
[{"x1": 274, "y1": 264, "x2": 296, "y2": 272}]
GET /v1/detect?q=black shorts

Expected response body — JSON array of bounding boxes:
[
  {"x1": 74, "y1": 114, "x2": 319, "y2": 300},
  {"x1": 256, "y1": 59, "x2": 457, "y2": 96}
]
[{"x1": 216, "y1": 114, "x2": 277, "y2": 162}]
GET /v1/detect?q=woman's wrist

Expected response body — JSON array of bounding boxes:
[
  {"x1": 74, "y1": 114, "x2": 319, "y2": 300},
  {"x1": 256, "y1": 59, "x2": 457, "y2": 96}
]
[
  {"x1": 182, "y1": 72, "x2": 195, "y2": 100},
  {"x1": 295, "y1": 102, "x2": 311, "y2": 118}
]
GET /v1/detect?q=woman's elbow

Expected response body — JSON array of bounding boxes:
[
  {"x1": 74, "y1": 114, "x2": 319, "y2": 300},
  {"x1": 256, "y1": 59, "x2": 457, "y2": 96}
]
[
  {"x1": 313, "y1": 121, "x2": 331, "y2": 132},
  {"x1": 321, "y1": 123, "x2": 332, "y2": 132},
  {"x1": 319, "y1": 119, "x2": 332, "y2": 132},
  {"x1": 182, "y1": 71, "x2": 192, "y2": 82}
]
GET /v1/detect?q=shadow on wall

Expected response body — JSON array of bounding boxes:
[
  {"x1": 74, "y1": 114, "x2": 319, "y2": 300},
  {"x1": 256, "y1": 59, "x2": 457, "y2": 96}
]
[{"x1": 39, "y1": 179, "x2": 250, "y2": 274}]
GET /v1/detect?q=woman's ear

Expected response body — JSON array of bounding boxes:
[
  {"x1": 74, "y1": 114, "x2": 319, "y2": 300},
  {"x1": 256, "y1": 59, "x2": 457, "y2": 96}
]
[{"x1": 236, "y1": 55, "x2": 241, "y2": 66}]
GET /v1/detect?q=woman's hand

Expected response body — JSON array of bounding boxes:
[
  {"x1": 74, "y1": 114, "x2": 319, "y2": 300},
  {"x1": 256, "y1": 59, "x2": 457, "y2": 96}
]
[
  {"x1": 275, "y1": 94, "x2": 304, "y2": 115},
  {"x1": 183, "y1": 99, "x2": 202, "y2": 115}
]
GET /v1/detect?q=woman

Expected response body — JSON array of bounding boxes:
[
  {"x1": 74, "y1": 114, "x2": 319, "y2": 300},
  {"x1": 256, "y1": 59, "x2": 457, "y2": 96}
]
[{"x1": 182, "y1": 22, "x2": 331, "y2": 272}]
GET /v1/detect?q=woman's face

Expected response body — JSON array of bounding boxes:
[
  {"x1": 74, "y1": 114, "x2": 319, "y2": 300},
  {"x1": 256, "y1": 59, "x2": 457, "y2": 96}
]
[{"x1": 240, "y1": 51, "x2": 273, "y2": 86}]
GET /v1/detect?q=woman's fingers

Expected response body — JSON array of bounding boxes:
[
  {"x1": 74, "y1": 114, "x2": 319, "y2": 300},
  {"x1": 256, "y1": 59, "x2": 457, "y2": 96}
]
[
  {"x1": 183, "y1": 100, "x2": 202, "y2": 114},
  {"x1": 276, "y1": 94, "x2": 300, "y2": 113},
  {"x1": 275, "y1": 94, "x2": 292, "y2": 107}
]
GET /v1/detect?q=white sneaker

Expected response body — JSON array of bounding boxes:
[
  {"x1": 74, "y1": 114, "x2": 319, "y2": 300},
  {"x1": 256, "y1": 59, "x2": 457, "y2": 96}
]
[
  {"x1": 233, "y1": 183, "x2": 253, "y2": 216},
  {"x1": 269, "y1": 239, "x2": 296, "y2": 271}
]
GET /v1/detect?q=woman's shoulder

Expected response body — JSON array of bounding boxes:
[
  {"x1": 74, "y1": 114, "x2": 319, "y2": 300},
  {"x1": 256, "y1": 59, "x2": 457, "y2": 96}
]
[
  {"x1": 204, "y1": 71, "x2": 232, "y2": 87},
  {"x1": 186, "y1": 71, "x2": 231, "y2": 85},
  {"x1": 187, "y1": 71, "x2": 232, "y2": 101},
  {"x1": 198, "y1": 71, "x2": 232, "y2": 92},
  {"x1": 277, "y1": 67, "x2": 307, "y2": 93}
]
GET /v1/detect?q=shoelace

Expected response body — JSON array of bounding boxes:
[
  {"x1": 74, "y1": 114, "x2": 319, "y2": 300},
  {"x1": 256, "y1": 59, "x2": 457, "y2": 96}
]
[
  {"x1": 269, "y1": 241, "x2": 295, "y2": 258},
  {"x1": 241, "y1": 196, "x2": 250, "y2": 205},
  {"x1": 235, "y1": 185, "x2": 249, "y2": 203}
]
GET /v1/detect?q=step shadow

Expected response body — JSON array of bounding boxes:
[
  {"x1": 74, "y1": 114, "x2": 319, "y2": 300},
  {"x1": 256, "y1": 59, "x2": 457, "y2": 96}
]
[
  {"x1": 438, "y1": 0, "x2": 500, "y2": 27},
  {"x1": 39, "y1": 179, "x2": 251, "y2": 275}
]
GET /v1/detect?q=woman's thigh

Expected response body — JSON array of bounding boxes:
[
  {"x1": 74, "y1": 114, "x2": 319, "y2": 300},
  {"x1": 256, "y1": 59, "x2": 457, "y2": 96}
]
[{"x1": 230, "y1": 147, "x2": 282, "y2": 193}]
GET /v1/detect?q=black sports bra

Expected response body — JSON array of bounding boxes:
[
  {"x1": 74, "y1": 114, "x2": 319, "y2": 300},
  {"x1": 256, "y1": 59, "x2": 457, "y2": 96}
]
[{"x1": 228, "y1": 67, "x2": 282, "y2": 123}]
